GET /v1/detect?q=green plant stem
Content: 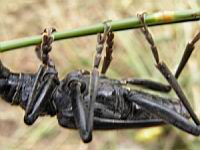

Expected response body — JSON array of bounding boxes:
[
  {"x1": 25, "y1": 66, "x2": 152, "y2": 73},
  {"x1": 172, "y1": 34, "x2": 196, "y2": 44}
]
[{"x1": 0, "y1": 9, "x2": 200, "y2": 52}]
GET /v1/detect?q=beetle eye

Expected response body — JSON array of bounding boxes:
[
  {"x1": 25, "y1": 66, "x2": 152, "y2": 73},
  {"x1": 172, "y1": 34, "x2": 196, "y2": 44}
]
[{"x1": 67, "y1": 80, "x2": 86, "y2": 94}]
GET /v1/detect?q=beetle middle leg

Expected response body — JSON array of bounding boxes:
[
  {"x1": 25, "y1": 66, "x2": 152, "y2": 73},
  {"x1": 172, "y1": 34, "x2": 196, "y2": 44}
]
[
  {"x1": 88, "y1": 22, "x2": 113, "y2": 139},
  {"x1": 137, "y1": 13, "x2": 200, "y2": 127},
  {"x1": 119, "y1": 78, "x2": 171, "y2": 92},
  {"x1": 69, "y1": 22, "x2": 113, "y2": 142}
]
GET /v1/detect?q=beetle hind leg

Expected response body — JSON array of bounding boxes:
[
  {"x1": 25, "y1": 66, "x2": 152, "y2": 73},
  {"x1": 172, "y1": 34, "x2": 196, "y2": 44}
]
[
  {"x1": 126, "y1": 90, "x2": 200, "y2": 136},
  {"x1": 120, "y1": 78, "x2": 171, "y2": 92},
  {"x1": 175, "y1": 31, "x2": 200, "y2": 78},
  {"x1": 138, "y1": 13, "x2": 200, "y2": 125}
]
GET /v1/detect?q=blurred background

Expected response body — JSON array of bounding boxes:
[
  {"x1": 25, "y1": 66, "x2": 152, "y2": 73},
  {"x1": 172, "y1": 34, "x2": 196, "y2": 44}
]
[{"x1": 0, "y1": 0, "x2": 200, "y2": 150}]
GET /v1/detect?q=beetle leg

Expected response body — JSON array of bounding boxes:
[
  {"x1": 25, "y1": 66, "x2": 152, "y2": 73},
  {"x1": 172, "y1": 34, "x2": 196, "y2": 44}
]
[
  {"x1": 101, "y1": 26, "x2": 114, "y2": 75},
  {"x1": 69, "y1": 81, "x2": 91, "y2": 143},
  {"x1": 120, "y1": 78, "x2": 171, "y2": 92},
  {"x1": 127, "y1": 90, "x2": 200, "y2": 136},
  {"x1": 84, "y1": 22, "x2": 111, "y2": 142},
  {"x1": 24, "y1": 71, "x2": 57, "y2": 125},
  {"x1": 94, "y1": 117, "x2": 164, "y2": 129},
  {"x1": 138, "y1": 13, "x2": 200, "y2": 125},
  {"x1": 157, "y1": 63, "x2": 200, "y2": 125},
  {"x1": 35, "y1": 44, "x2": 42, "y2": 61},
  {"x1": 24, "y1": 27, "x2": 58, "y2": 125},
  {"x1": 175, "y1": 31, "x2": 200, "y2": 78},
  {"x1": 35, "y1": 27, "x2": 56, "y2": 66},
  {"x1": 24, "y1": 65, "x2": 46, "y2": 121}
]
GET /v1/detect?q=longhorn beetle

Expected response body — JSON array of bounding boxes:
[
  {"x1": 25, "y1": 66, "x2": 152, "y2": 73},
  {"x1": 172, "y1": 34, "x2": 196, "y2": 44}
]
[{"x1": 0, "y1": 14, "x2": 200, "y2": 143}]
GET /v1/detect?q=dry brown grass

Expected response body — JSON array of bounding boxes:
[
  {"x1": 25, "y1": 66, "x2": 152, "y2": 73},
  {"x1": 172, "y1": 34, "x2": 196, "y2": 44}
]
[{"x1": 1, "y1": 0, "x2": 200, "y2": 150}]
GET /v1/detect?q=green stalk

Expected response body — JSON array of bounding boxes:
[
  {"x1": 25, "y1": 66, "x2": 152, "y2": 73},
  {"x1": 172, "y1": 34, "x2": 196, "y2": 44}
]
[{"x1": 1, "y1": 9, "x2": 200, "y2": 52}]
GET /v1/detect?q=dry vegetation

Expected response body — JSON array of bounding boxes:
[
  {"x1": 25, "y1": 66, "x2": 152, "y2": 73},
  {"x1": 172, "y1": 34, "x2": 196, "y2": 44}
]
[{"x1": 0, "y1": 0, "x2": 200, "y2": 150}]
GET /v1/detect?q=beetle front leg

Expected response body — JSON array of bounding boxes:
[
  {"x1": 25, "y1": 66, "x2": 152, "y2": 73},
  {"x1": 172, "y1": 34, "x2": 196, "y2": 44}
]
[
  {"x1": 24, "y1": 27, "x2": 58, "y2": 125},
  {"x1": 35, "y1": 27, "x2": 56, "y2": 66},
  {"x1": 24, "y1": 66, "x2": 57, "y2": 125}
]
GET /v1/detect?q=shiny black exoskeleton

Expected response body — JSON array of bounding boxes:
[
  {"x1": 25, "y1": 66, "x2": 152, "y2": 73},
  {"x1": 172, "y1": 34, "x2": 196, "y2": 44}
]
[
  {"x1": 0, "y1": 63, "x2": 190, "y2": 130},
  {"x1": 54, "y1": 70, "x2": 189, "y2": 129},
  {"x1": 1, "y1": 13, "x2": 200, "y2": 143}
]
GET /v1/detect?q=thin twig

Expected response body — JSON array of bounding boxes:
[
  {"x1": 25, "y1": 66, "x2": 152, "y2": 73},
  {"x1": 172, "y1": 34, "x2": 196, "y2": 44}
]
[{"x1": 0, "y1": 9, "x2": 200, "y2": 52}]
